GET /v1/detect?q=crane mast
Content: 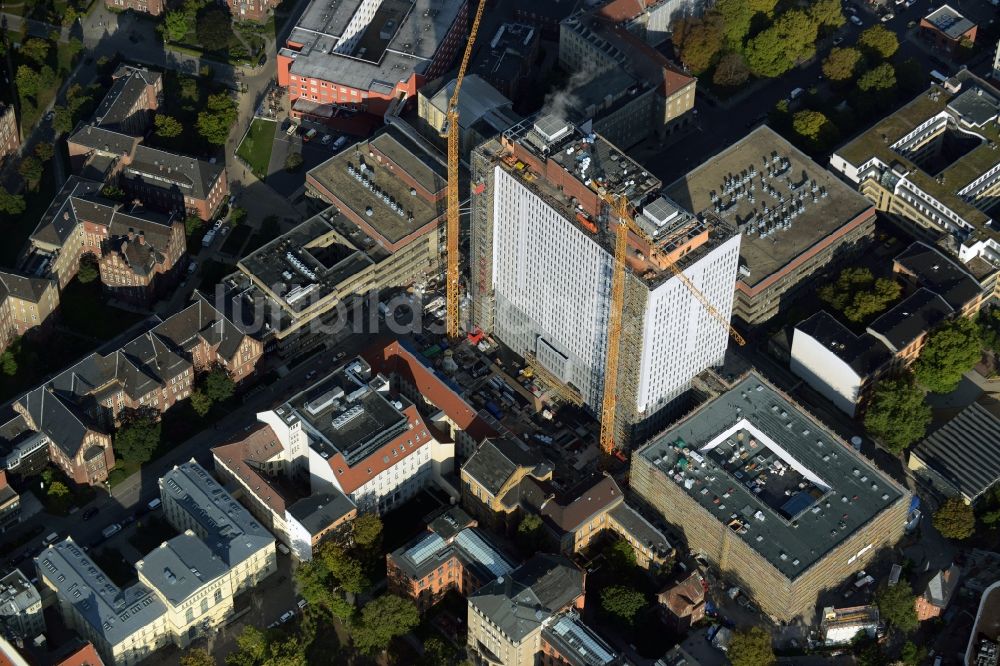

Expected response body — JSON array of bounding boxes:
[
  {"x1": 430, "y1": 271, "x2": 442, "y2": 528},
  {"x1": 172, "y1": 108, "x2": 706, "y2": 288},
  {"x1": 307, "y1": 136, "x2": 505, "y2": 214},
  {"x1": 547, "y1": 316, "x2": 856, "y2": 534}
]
[
  {"x1": 598, "y1": 194, "x2": 745, "y2": 457},
  {"x1": 444, "y1": 0, "x2": 489, "y2": 339}
]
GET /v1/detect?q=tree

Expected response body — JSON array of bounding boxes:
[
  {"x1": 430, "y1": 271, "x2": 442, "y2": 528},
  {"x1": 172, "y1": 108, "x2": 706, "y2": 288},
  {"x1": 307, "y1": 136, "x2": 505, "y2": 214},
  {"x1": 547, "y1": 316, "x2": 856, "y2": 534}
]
[
  {"x1": 114, "y1": 410, "x2": 162, "y2": 466},
  {"x1": 19, "y1": 38, "x2": 50, "y2": 64},
  {"x1": 933, "y1": 497, "x2": 975, "y2": 540},
  {"x1": 673, "y1": 14, "x2": 724, "y2": 74},
  {"x1": 864, "y1": 375, "x2": 931, "y2": 454},
  {"x1": 185, "y1": 215, "x2": 204, "y2": 236},
  {"x1": 600, "y1": 585, "x2": 646, "y2": 626},
  {"x1": 792, "y1": 110, "x2": 834, "y2": 146},
  {"x1": 18, "y1": 157, "x2": 44, "y2": 189},
  {"x1": 16, "y1": 66, "x2": 40, "y2": 99},
  {"x1": 714, "y1": 0, "x2": 752, "y2": 50},
  {"x1": 0, "y1": 187, "x2": 26, "y2": 215},
  {"x1": 197, "y1": 93, "x2": 237, "y2": 146},
  {"x1": 713, "y1": 52, "x2": 750, "y2": 87},
  {"x1": 516, "y1": 513, "x2": 547, "y2": 552},
  {"x1": 728, "y1": 627, "x2": 775, "y2": 666},
  {"x1": 819, "y1": 267, "x2": 874, "y2": 310},
  {"x1": 52, "y1": 106, "x2": 75, "y2": 134},
  {"x1": 101, "y1": 185, "x2": 126, "y2": 202},
  {"x1": 351, "y1": 594, "x2": 419, "y2": 655},
  {"x1": 203, "y1": 367, "x2": 235, "y2": 402},
  {"x1": 915, "y1": 317, "x2": 982, "y2": 394},
  {"x1": 900, "y1": 641, "x2": 927, "y2": 666},
  {"x1": 858, "y1": 63, "x2": 896, "y2": 93},
  {"x1": 745, "y1": 10, "x2": 818, "y2": 78},
  {"x1": 607, "y1": 538, "x2": 637, "y2": 571},
  {"x1": 351, "y1": 513, "x2": 383, "y2": 550},
  {"x1": 155, "y1": 114, "x2": 183, "y2": 139},
  {"x1": 34, "y1": 142, "x2": 54, "y2": 162},
  {"x1": 47, "y1": 481, "x2": 72, "y2": 513},
  {"x1": 1, "y1": 350, "x2": 17, "y2": 376},
  {"x1": 180, "y1": 648, "x2": 215, "y2": 666},
  {"x1": 809, "y1": 0, "x2": 844, "y2": 28},
  {"x1": 319, "y1": 543, "x2": 369, "y2": 594},
  {"x1": 843, "y1": 277, "x2": 900, "y2": 322},
  {"x1": 196, "y1": 8, "x2": 233, "y2": 48},
  {"x1": 190, "y1": 390, "x2": 213, "y2": 417},
  {"x1": 875, "y1": 582, "x2": 918, "y2": 633},
  {"x1": 226, "y1": 626, "x2": 268, "y2": 666},
  {"x1": 229, "y1": 207, "x2": 248, "y2": 225},
  {"x1": 77, "y1": 254, "x2": 99, "y2": 284},
  {"x1": 284, "y1": 152, "x2": 304, "y2": 172},
  {"x1": 822, "y1": 47, "x2": 862, "y2": 81},
  {"x1": 858, "y1": 25, "x2": 898, "y2": 59},
  {"x1": 420, "y1": 637, "x2": 457, "y2": 666},
  {"x1": 818, "y1": 268, "x2": 898, "y2": 321},
  {"x1": 179, "y1": 77, "x2": 200, "y2": 102},
  {"x1": 165, "y1": 11, "x2": 189, "y2": 42}
]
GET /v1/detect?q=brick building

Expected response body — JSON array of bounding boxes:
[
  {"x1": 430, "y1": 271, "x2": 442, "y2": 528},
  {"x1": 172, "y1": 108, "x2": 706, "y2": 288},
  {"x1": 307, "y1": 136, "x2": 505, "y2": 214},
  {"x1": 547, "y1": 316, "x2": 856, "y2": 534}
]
[
  {"x1": 277, "y1": 0, "x2": 468, "y2": 122},
  {"x1": 92, "y1": 66, "x2": 162, "y2": 135},
  {"x1": 920, "y1": 5, "x2": 977, "y2": 54},
  {"x1": 98, "y1": 212, "x2": 186, "y2": 307},
  {"x1": 657, "y1": 572, "x2": 706, "y2": 631},
  {"x1": 387, "y1": 506, "x2": 513, "y2": 612},
  {"x1": 0, "y1": 470, "x2": 20, "y2": 533},
  {"x1": 224, "y1": 0, "x2": 278, "y2": 21},
  {"x1": 11, "y1": 295, "x2": 261, "y2": 486},
  {"x1": 104, "y1": 0, "x2": 164, "y2": 15},
  {"x1": 0, "y1": 104, "x2": 20, "y2": 168},
  {"x1": 0, "y1": 271, "x2": 59, "y2": 354}
]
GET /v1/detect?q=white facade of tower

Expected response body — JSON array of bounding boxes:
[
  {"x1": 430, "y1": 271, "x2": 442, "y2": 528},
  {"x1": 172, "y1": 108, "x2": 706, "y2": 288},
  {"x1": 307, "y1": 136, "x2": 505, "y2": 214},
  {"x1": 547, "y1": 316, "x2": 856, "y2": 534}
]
[{"x1": 489, "y1": 166, "x2": 740, "y2": 418}]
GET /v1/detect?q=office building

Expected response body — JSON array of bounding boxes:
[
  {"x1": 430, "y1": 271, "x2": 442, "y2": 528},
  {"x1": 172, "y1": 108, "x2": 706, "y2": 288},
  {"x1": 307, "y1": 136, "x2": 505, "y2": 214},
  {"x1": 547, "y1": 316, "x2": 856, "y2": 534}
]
[
  {"x1": 474, "y1": 23, "x2": 540, "y2": 100},
  {"x1": 667, "y1": 126, "x2": 877, "y2": 325},
  {"x1": 919, "y1": 5, "x2": 977, "y2": 54},
  {"x1": 387, "y1": 507, "x2": 514, "y2": 612},
  {"x1": 595, "y1": 0, "x2": 698, "y2": 47},
  {"x1": 631, "y1": 372, "x2": 910, "y2": 621},
  {"x1": 471, "y1": 117, "x2": 740, "y2": 444},
  {"x1": 256, "y1": 356, "x2": 455, "y2": 514},
  {"x1": 277, "y1": 0, "x2": 468, "y2": 122},
  {"x1": 559, "y1": 7, "x2": 696, "y2": 149},
  {"x1": 830, "y1": 71, "x2": 1000, "y2": 277},
  {"x1": 466, "y1": 554, "x2": 587, "y2": 666},
  {"x1": 0, "y1": 570, "x2": 44, "y2": 641},
  {"x1": 417, "y1": 75, "x2": 521, "y2": 159}
]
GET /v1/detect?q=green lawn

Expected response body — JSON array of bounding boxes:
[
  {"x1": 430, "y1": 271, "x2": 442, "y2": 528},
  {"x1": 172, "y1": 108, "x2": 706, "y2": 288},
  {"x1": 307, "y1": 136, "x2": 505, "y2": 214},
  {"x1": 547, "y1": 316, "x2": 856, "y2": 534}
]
[{"x1": 236, "y1": 118, "x2": 277, "y2": 179}]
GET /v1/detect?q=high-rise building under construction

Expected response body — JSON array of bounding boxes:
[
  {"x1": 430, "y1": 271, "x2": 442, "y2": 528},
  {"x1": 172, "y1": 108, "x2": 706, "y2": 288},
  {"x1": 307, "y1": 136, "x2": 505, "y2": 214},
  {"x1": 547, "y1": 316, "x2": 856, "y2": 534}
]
[{"x1": 470, "y1": 116, "x2": 741, "y2": 444}]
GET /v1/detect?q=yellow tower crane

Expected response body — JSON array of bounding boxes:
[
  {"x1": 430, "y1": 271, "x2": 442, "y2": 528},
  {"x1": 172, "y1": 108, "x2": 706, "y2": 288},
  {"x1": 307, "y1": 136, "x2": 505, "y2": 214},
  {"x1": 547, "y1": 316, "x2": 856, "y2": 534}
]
[
  {"x1": 444, "y1": 0, "x2": 490, "y2": 339},
  {"x1": 597, "y1": 193, "x2": 745, "y2": 457}
]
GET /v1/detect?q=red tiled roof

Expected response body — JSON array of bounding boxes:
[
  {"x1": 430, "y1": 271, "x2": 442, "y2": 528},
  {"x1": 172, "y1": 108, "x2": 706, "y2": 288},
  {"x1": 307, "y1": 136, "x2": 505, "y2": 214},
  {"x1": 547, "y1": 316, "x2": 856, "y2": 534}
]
[
  {"x1": 597, "y1": 0, "x2": 645, "y2": 23},
  {"x1": 542, "y1": 476, "x2": 623, "y2": 532},
  {"x1": 607, "y1": 25, "x2": 694, "y2": 97},
  {"x1": 659, "y1": 572, "x2": 706, "y2": 618},
  {"x1": 211, "y1": 424, "x2": 287, "y2": 515},
  {"x1": 55, "y1": 643, "x2": 106, "y2": 666},
  {"x1": 363, "y1": 340, "x2": 496, "y2": 444},
  {"x1": 328, "y1": 404, "x2": 432, "y2": 495}
]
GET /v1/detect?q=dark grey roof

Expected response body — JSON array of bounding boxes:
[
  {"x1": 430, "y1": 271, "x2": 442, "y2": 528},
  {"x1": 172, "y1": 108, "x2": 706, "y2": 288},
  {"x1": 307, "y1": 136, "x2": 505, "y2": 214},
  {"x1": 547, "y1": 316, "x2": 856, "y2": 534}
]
[
  {"x1": 68, "y1": 125, "x2": 140, "y2": 156},
  {"x1": 948, "y1": 87, "x2": 999, "y2": 127},
  {"x1": 469, "y1": 554, "x2": 584, "y2": 642},
  {"x1": 136, "y1": 533, "x2": 228, "y2": 606},
  {"x1": 894, "y1": 241, "x2": 982, "y2": 310},
  {"x1": 391, "y1": 523, "x2": 514, "y2": 583},
  {"x1": 911, "y1": 402, "x2": 1000, "y2": 501},
  {"x1": 866, "y1": 288, "x2": 953, "y2": 352},
  {"x1": 29, "y1": 177, "x2": 103, "y2": 247},
  {"x1": 540, "y1": 611, "x2": 618, "y2": 666},
  {"x1": 795, "y1": 311, "x2": 891, "y2": 376},
  {"x1": 637, "y1": 372, "x2": 908, "y2": 580},
  {"x1": 462, "y1": 437, "x2": 549, "y2": 496},
  {"x1": 124, "y1": 146, "x2": 225, "y2": 201},
  {"x1": 427, "y1": 506, "x2": 476, "y2": 539},
  {"x1": 287, "y1": 489, "x2": 356, "y2": 535},
  {"x1": 0, "y1": 271, "x2": 53, "y2": 303},
  {"x1": 923, "y1": 563, "x2": 961, "y2": 608},
  {"x1": 607, "y1": 503, "x2": 671, "y2": 557},
  {"x1": 18, "y1": 387, "x2": 95, "y2": 458},
  {"x1": 93, "y1": 68, "x2": 156, "y2": 131},
  {"x1": 923, "y1": 4, "x2": 976, "y2": 40}
]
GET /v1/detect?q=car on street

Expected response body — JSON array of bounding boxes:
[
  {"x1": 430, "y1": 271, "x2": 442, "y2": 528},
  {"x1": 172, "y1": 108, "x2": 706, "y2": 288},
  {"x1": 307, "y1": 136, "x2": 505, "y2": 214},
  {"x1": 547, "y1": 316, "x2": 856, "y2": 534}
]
[
  {"x1": 43, "y1": 532, "x2": 60, "y2": 546},
  {"x1": 279, "y1": 611, "x2": 295, "y2": 624},
  {"x1": 101, "y1": 524, "x2": 122, "y2": 539},
  {"x1": 321, "y1": 134, "x2": 333, "y2": 145},
  {"x1": 881, "y1": 11, "x2": 894, "y2": 21},
  {"x1": 297, "y1": 599, "x2": 308, "y2": 610},
  {"x1": 82, "y1": 507, "x2": 99, "y2": 521},
  {"x1": 832, "y1": 35, "x2": 844, "y2": 45},
  {"x1": 228, "y1": 195, "x2": 237, "y2": 206},
  {"x1": 188, "y1": 260, "x2": 198, "y2": 275},
  {"x1": 850, "y1": 14, "x2": 863, "y2": 25}
]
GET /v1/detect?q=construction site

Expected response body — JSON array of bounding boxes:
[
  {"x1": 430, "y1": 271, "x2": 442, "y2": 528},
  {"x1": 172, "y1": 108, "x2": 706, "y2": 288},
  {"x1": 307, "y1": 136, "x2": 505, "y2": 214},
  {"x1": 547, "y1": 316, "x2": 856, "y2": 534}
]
[{"x1": 469, "y1": 115, "x2": 741, "y2": 448}]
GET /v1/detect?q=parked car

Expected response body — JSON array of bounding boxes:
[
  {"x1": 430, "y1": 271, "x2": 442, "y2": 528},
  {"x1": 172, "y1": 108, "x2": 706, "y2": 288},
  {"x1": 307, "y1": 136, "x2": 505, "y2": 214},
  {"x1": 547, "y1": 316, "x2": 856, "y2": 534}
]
[
  {"x1": 321, "y1": 134, "x2": 333, "y2": 145},
  {"x1": 332, "y1": 136, "x2": 348, "y2": 150},
  {"x1": 281, "y1": 118, "x2": 292, "y2": 131},
  {"x1": 82, "y1": 507, "x2": 99, "y2": 521},
  {"x1": 42, "y1": 532, "x2": 59, "y2": 546},
  {"x1": 187, "y1": 261, "x2": 198, "y2": 275},
  {"x1": 832, "y1": 35, "x2": 844, "y2": 45},
  {"x1": 279, "y1": 611, "x2": 295, "y2": 624},
  {"x1": 881, "y1": 12, "x2": 894, "y2": 21},
  {"x1": 850, "y1": 14, "x2": 863, "y2": 25},
  {"x1": 147, "y1": 498, "x2": 162, "y2": 511},
  {"x1": 101, "y1": 524, "x2": 122, "y2": 539}
]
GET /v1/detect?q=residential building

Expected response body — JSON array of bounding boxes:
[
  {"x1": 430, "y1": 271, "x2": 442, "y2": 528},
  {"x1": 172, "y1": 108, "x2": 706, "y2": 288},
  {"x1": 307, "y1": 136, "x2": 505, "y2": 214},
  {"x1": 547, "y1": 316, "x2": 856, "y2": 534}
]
[
  {"x1": 97, "y1": 213, "x2": 187, "y2": 307},
  {"x1": 0, "y1": 104, "x2": 20, "y2": 168},
  {"x1": 920, "y1": 5, "x2": 977, "y2": 54},
  {"x1": 461, "y1": 436, "x2": 553, "y2": 529},
  {"x1": 474, "y1": 23, "x2": 540, "y2": 100},
  {"x1": 224, "y1": 0, "x2": 278, "y2": 21},
  {"x1": 104, "y1": 0, "x2": 164, "y2": 16},
  {"x1": 909, "y1": 402, "x2": 1000, "y2": 503},
  {"x1": 467, "y1": 554, "x2": 587, "y2": 666},
  {"x1": 830, "y1": 71, "x2": 1000, "y2": 278},
  {"x1": 894, "y1": 240, "x2": 988, "y2": 316},
  {"x1": 471, "y1": 117, "x2": 741, "y2": 446},
  {"x1": 0, "y1": 271, "x2": 60, "y2": 354},
  {"x1": 0, "y1": 471, "x2": 20, "y2": 533},
  {"x1": 11, "y1": 295, "x2": 261, "y2": 486},
  {"x1": 631, "y1": 372, "x2": 911, "y2": 622},
  {"x1": 276, "y1": 0, "x2": 469, "y2": 123},
  {"x1": 159, "y1": 461, "x2": 277, "y2": 593},
  {"x1": 559, "y1": 7, "x2": 696, "y2": 148},
  {"x1": 0, "y1": 570, "x2": 44, "y2": 641},
  {"x1": 595, "y1": 0, "x2": 700, "y2": 47},
  {"x1": 92, "y1": 66, "x2": 163, "y2": 135},
  {"x1": 540, "y1": 610, "x2": 620, "y2": 666},
  {"x1": 417, "y1": 75, "x2": 521, "y2": 159},
  {"x1": 790, "y1": 312, "x2": 892, "y2": 418},
  {"x1": 256, "y1": 356, "x2": 455, "y2": 514},
  {"x1": 657, "y1": 572, "x2": 706, "y2": 631},
  {"x1": 667, "y1": 126, "x2": 877, "y2": 326},
  {"x1": 387, "y1": 506, "x2": 514, "y2": 612},
  {"x1": 212, "y1": 424, "x2": 358, "y2": 561},
  {"x1": 0, "y1": 409, "x2": 53, "y2": 482},
  {"x1": 36, "y1": 538, "x2": 172, "y2": 666},
  {"x1": 915, "y1": 563, "x2": 961, "y2": 621},
  {"x1": 53, "y1": 642, "x2": 106, "y2": 666},
  {"x1": 820, "y1": 606, "x2": 881, "y2": 646}
]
